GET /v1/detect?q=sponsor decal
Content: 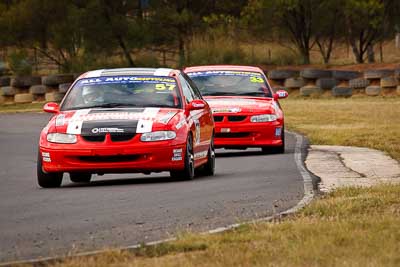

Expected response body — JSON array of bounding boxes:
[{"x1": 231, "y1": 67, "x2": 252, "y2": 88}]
[
  {"x1": 55, "y1": 114, "x2": 65, "y2": 126},
  {"x1": 187, "y1": 71, "x2": 263, "y2": 78},
  {"x1": 158, "y1": 111, "x2": 177, "y2": 124},
  {"x1": 207, "y1": 99, "x2": 256, "y2": 106},
  {"x1": 91, "y1": 128, "x2": 124, "y2": 134},
  {"x1": 66, "y1": 108, "x2": 160, "y2": 135},
  {"x1": 212, "y1": 107, "x2": 241, "y2": 113},
  {"x1": 278, "y1": 91, "x2": 287, "y2": 98},
  {"x1": 172, "y1": 148, "x2": 183, "y2": 161},
  {"x1": 42, "y1": 157, "x2": 51, "y2": 162},
  {"x1": 175, "y1": 118, "x2": 185, "y2": 130},
  {"x1": 221, "y1": 128, "x2": 231, "y2": 133},
  {"x1": 272, "y1": 102, "x2": 280, "y2": 113},
  {"x1": 275, "y1": 127, "x2": 282, "y2": 136},
  {"x1": 192, "y1": 102, "x2": 204, "y2": 108},
  {"x1": 67, "y1": 109, "x2": 90, "y2": 135},
  {"x1": 79, "y1": 76, "x2": 176, "y2": 85},
  {"x1": 194, "y1": 119, "x2": 201, "y2": 145},
  {"x1": 42, "y1": 152, "x2": 51, "y2": 162},
  {"x1": 136, "y1": 108, "x2": 159, "y2": 133},
  {"x1": 194, "y1": 150, "x2": 208, "y2": 159}
]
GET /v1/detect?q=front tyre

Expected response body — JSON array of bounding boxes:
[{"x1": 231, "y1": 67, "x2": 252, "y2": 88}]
[
  {"x1": 37, "y1": 152, "x2": 63, "y2": 188},
  {"x1": 199, "y1": 136, "x2": 215, "y2": 176},
  {"x1": 170, "y1": 135, "x2": 195, "y2": 180},
  {"x1": 70, "y1": 173, "x2": 92, "y2": 183}
]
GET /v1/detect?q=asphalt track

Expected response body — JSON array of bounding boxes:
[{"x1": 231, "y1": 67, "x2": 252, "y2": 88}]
[{"x1": 0, "y1": 112, "x2": 307, "y2": 263}]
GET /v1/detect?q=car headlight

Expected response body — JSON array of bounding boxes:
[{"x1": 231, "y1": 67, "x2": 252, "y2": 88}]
[
  {"x1": 47, "y1": 133, "x2": 77, "y2": 144},
  {"x1": 250, "y1": 114, "x2": 277, "y2": 122},
  {"x1": 140, "y1": 131, "x2": 176, "y2": 142}
]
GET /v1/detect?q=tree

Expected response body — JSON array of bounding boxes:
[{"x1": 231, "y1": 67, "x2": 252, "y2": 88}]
[
  {"x1": 314, "y1": 0, "x2": 344, "y2": 64},
  {"x1": 243, "y1": 0, "x2": 326, "y2": 65},
  {"x1": 342, "y1": 0, "x2": 400, "y2": 63}
]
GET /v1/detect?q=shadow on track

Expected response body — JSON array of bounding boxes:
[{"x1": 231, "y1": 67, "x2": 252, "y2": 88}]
[
  {"x1": 59, "y1": 172, "x2": 229, "y2": 189},
  {"x1": 215, "y1": 147, "x2": 294, "y2": 158}
]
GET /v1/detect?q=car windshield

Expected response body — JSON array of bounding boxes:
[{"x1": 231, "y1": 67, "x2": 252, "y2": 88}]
[
  {"x1": 61, "y1": 76, "x2": 182, "y2": 111},
  {"x1": 187, "y1": 70, "x2": 272, "y2": 97}
]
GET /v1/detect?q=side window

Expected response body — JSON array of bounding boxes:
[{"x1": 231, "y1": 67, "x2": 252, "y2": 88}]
[
  {"x1": 182, "y1": 73, "x2": 202, "y2": 99},
  {"x1": 179, "y1": 75, "x2": 194, "y2": 103}
]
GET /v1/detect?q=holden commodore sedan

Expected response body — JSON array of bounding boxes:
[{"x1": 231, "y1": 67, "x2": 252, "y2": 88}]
[
  {"x1": 184, "y1": 65, "x2": 288, "y2": 153},
  {"x1": 38, "y1": 68, "x2": 215, "y2": 188}
]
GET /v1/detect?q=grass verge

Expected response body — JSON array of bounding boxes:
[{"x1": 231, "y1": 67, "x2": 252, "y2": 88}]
[
  {"x1": 20, "y1": 97, "x2": 400, "y2": 267},
  {"x1": 281, "y1": 97, "x2": 400, "y2": 161},
  {"x1": 0, "y1": 102, "x2": 43, "y2": 113}
]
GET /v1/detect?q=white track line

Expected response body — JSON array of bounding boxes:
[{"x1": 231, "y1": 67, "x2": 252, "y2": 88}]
[{"x1": 0, "y1": 131, "x2": 314, "y2": 267}]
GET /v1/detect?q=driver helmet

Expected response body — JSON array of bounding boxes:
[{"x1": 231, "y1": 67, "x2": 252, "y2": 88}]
[{"x1": 82, "y1": 86, "x2": 104, "y2": 104}]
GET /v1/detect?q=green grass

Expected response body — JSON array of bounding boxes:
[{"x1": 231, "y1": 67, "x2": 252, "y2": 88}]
[
  {"x1": 0, "y1": 102, "x2": 43, "y2": 113},
  {"x1": 280, "y1": 97, "x2": 400, "y2": 161},
  {"x1": 42, "y1": 186, "x2": 400, "y2": 267},
  {"x1": 19, "y1": 97, "x2": 400, "y2": 267}
]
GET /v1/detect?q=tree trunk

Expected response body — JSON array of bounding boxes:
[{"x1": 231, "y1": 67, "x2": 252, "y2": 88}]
[
  {"x1": 102, "y1": 1, "x2": 135, "y2": 67},
  {"x1": 367, "y1": 44, "x2": 375, "y2": 63},
  {"x1": 117, "y1": 36, "x2": 135, "y2": 67},
  {"x1": 300, "y1": 47, "x2": 310, "y2": 64},
  {"x1": 349, "y1": 38, "x2": 364, "y2": 63},
  {"x1": 178, "y1": 34, "x2": 185, "y2": 67}
]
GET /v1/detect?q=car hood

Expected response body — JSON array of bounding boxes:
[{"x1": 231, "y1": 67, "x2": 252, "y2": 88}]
[
  {"x1": 53, "y1": 107, "x2": 179, "y2": 135},
  {"x1": 204, "y1": 96, "x2": 276, "y2": 114}
]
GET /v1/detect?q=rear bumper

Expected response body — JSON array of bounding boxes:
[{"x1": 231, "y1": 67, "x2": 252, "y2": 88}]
[
  {"x1": 39, "y1": 143, "x2": 186, "y2": 173},
  {"x1": 214, "y1": 121, "x2": 283, "y2": 148}
]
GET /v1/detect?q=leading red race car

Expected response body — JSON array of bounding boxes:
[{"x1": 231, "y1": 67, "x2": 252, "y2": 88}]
[
  {"x1": 37, "y1": 68, "x2": 215, "y2": 188},
  {"x1": 184, "y1": 65, "x2": 288, "y2": 153}
]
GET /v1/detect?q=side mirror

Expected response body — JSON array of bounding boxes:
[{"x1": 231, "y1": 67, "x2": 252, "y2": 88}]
[
  {"x1": 274, "y1": 90, "x2": 289, "y2": 100},
  {"x1": 43, "y1": 102, "x2": 60, "y2": 113},
  {"x1": 188, "y1": 99, "x2": 207, "y2": 111}
]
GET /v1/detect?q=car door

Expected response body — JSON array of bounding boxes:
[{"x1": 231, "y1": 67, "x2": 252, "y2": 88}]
[{"x1": 179, "y1": 74, "x2": 212, "y2": 161}]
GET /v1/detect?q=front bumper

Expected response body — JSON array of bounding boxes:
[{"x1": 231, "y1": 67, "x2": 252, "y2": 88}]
[
  {"x1": 40, "y1": 141, "x2": 186, "y2": 173},
  {"x1": 214, "y1": 121, "x2": 283, "y2": 148}
]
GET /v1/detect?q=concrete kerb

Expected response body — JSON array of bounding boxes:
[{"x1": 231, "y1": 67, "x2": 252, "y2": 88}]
[
  {"x1": 306, "y1": 145, "x2": 400, "y2": 193},
  {"x1": 0, "y1": 131, "x2": 315, "y2": 267}
]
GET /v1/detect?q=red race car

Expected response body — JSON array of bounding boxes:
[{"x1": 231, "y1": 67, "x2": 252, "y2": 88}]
[
  {"x1": 38, "y1": 68, "x2": 215, "y2": 188},
  {"x1": 184, "y1": 65, "x2": 288, "y2": 153}
]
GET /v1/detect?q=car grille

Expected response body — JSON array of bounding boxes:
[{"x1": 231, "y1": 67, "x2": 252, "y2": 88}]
[
  {"x1": 110, "y1": 133, "x2": 136, "y2": 142},
  {"x1": 213, "y1": 116, "x2": 223, "y2": 122},
  {"x1": 215, "y1": 132, "x2": 251, "y2": 138},
  {"x1": 228, "y1": 115, "x2": 247, "y2": 122},
  {"x1": 78, "y1": 155, "x2": 141, "y2": 163},
  {"x1": 82, "y1": 135, "x2": 106, "y2": 142},
  {"x1": 213, "y1": 115, "x2": 247, "y2": 122},
  {"x1": 81, "y1": 133, "x2": 136, "y2": 142}
]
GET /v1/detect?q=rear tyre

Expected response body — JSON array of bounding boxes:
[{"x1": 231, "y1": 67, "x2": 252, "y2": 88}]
[
  {"x1": 70, "y1": 173, "x2": 92, "y2": 183},
  {"x1": 198, "y1": 136, "x2": 215, "y2": 176},
  {"x1": 170, "y1": 135, "x2": 195, "y2": 180},
  {"x1": 262, "y1": 127, "x2": 285, "y2": 154},
  {"x1": 37, "y1": 153, "x2": 63, "y2": 188}
]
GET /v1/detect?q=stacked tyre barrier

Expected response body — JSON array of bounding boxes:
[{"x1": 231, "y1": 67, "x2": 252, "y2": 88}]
[
  {"x1": 0, "y1": 74, "x2": 74, "y2": 105},
  {"x1": 1, "y1": 69, "x2": 399, "y2": 105},
  {"x1": 267, "y1": 68, "x2": 400, "y2": 98}
]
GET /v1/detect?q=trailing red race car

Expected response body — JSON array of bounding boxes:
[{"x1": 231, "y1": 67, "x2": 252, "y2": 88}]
[
  {"x1": 184, "y1": 65, "x2": 288, "y2": 153},
  {"x1": 37, "y1": 68, "x2": 215, "y2": 188}
]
